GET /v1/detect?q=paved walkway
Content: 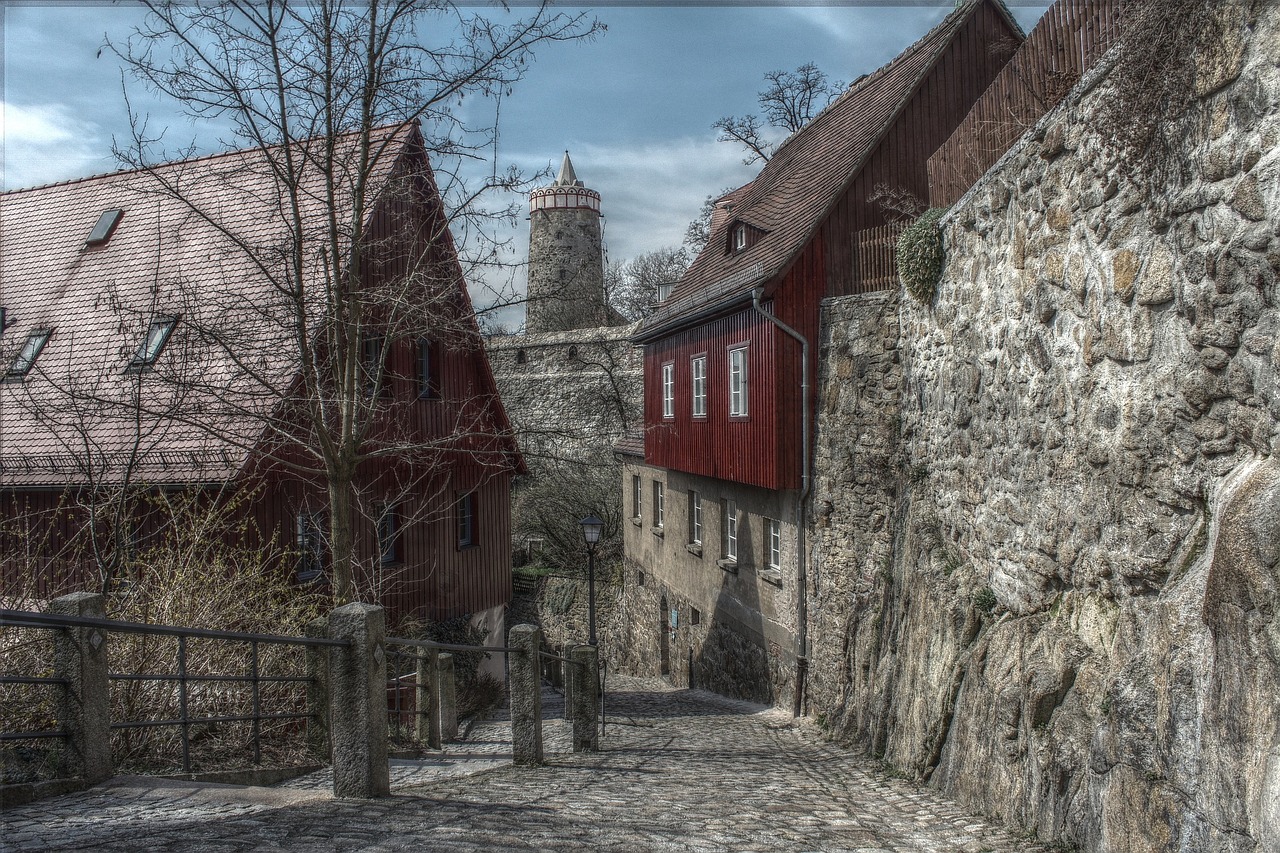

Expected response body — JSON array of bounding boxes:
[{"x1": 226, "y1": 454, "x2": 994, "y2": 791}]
[{"x1": 2, "y1": 676, "x2": 1045, "y2": 852}]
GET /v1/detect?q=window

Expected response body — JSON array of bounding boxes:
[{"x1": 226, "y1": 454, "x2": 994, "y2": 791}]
[
  {"x1": 126, "y1": 317, "x2": 177, "y2": 372},
  {"x1": 689, "y1": 490, "x2": 702, "y2": 544},
  {"x1": 417, "y1": 337, "x2": 438, "y2": 399},
  {"x1": 661, "y1": 362, "x2": 675, "y2": 419},
  {"x1": 767, "y1": 518, "x2": 781, "y2": 570},
  {"x1": 655, "y1": 283, "x2": 673, "y2": 302},
  {"x1": 376, "y1": 503, "x2": 399, "y2": 565},
  {"x1": 361, "y1": 335, "x2": 386, "y2": 397},
  {"x1": 637, "y1": 570, "x2": 645, "y2": 586},
  {"x1": 724, "y1": 499, "x2": 738, "y2": 562},
  {"x1": 516, "y1": 348, "x2": 527, "y2": 364},
  {"x1": 632, "y1": 475, "x2": 643, "y2": 520},
  {"x1": 733, "y1": 223, "x2": 747, "y2": 252},
  {"x1": 457, "y1": 492, "x2": 476, "y2": 548},
  {"x1": 728, "y1": 346, "x2": 748, "y2": 416},
  {"x1": 691, "y1": 608, "x2": 701, "y2": 626},
  {"x1": 86, "y1": 209, "x2": 124, "y2": 246},
  {"x1": 296, "y1": 511, "x2": 325, "y2": 581},
  {"x1": 5, "y1": 329, "x2": 52, "y2": 381},
  {"x1": 691, "y1": 355, "x2": 707, "y2": 418},
  {"x1": 653, "y1": 481, "x2": 665, "y2": 528}
]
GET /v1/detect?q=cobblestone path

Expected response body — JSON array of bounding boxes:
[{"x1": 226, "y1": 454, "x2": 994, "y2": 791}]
[{"x1": 2, "y1": 676, "x2": 1046, "y2": 852}]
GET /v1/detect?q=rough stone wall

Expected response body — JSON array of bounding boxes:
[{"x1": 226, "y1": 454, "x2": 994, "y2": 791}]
[
  {"x1": 486, "y1": 325, "x2": 642, "y2": 469},
  {"x1": 525, "y1": 208, "x2": 608, "y2": 334},
  {"x1": 807, "y1": 7, "x2": 1280, "y2": 850}
]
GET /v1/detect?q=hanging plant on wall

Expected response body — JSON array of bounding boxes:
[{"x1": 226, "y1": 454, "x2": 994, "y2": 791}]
[{"x1": 897, "y1": 207, "x2": 948, "y2": 303}]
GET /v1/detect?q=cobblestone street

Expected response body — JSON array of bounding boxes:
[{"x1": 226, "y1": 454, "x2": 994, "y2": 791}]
[{"x1": 3, "y1": 677, "x2": 1045, "y2": 852}]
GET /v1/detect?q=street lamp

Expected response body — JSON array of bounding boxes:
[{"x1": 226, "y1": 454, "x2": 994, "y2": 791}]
[{"x1": 579, "y1": 515, "x2": 603, "y2": 646}]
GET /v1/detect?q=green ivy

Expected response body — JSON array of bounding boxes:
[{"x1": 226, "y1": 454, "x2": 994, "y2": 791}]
[{"x1": 897, "y1": 207, "x2": 948, "y2": 302}]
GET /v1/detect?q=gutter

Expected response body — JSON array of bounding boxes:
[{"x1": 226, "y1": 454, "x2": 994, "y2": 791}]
[{"x1": 750, "y1": 288, "x2": 810, "y2": 718}]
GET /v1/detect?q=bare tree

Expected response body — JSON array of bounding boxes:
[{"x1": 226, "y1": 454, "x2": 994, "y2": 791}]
[
  {"x1": 56, "y1": 0, "x2": 604, "y2": 604},
  {"x1": 714, "y1": 63, "x2": 844, "y2": 165},
  {"x1": 605, "y1": 246, "x2": 690, "y2": 321}
]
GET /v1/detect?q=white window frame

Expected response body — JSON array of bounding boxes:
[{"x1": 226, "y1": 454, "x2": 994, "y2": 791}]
[
  {"x1": 632, "y1": 475, "x2": 643, "y2": 520},
  {"x1": 457, "y1": 492, "x2": 476, "y2": 548},
  {"x1": 691, "y1": 355, "x2": 707, "y2": 418},
  {"x1": 728, "y1": 345, "x2": 748, "y2": 417},
  {"x1": 734, "y1": 224, "x2": 747, "y2": 252},
  {"x1": 689, "y1": 491, "x2": 702, "y2": 545},
  {"x1": 724, "y1": 499, "x2": 738, "y2": 562},
  {"x1": 653, "y1": 481, "x2": 665, "y2": 528},
  {"x1": 767, "y1": 518, "x2": 781, "y2": 570},
  {"x1": 661, "y1": 362, "x2": 675, "y2": 419}
]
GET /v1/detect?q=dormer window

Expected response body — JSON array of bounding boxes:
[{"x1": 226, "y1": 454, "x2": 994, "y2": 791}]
[
  {"x1": 733, "y1": 223, "x2": 747, "y2": 253},
  {"x1": 5, "y1": 329, "x2": 52, "y2": 381},
  {"x1": 126, "y1": 317, "x2": 177, "y2": 372},
  {"x1": 87, "y1": 209, "x2": 124, "y2": 246}
]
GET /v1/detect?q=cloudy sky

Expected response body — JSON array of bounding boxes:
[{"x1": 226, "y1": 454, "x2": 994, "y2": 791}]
[{"x1": 1, "y1": 1, "x2": 1051, "y2": 322}]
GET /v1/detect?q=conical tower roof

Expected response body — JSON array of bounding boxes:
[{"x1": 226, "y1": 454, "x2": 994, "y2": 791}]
[{"x1": 553, "y1": 151, "x2": 583, "y2": 187}]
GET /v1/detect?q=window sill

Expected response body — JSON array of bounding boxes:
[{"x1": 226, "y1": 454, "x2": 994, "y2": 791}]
[
  {"x1": 630, "y1": 517, "x2": 643, "y2": 527},
  {"x1": 685, "y1": 543, "x2": 703, "y2": 558},
  {"x1": 760, "y1": 569, "x2": 783, "y2": 588},
  {"x1": 651, "y1": 526, "x2": 665, "y2": 538},
  {"x1": 456, "y1": 543, "x2": 480, "y2": 552},
  {"x1": 295, "y1": 571, "x2": 324, "y2": 584},
  {"x1": 716, "y1": 558, "x2": 738, "y2": 575}
]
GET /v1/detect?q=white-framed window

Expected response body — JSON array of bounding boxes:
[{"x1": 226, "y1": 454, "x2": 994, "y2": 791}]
[
  {"x1": 457, "y1": 492, "x2": 476, "y2": 548},
  {"x1": 724, "y1": 499, "x2": 738, "y2": 562},
  {"x1": 296, "y1": 510, "x2": 325, "y2": 581},
  {"x1": 733, "y1": 223, "x2": 747, "y2": 252},
  {"x1": 653, "y1": 480, "x2": 665, "y2": 528},
  {"x1": 691, "y1": 355, "x2": 707, "y2": 418},
  {"x1": 632, "y1": 475, "x2": 643, "y2": 520},
  {"x1": 689, "y1": 491, "x2": 702, "y2": 544},
  {"x1": 4, "y1": 329, "x2": 52, "y2": 381},
  {"x1": 126, "y1": 317, "x2": 177, "y2": 372},
  {"x1": 661, "y1": 362, "x2": 675, "y2": 419},
  {"x1": 728, "y1": 346, "x2": 748, "y2": 417},
  {"x1": 767, "y1": 518, "x2": 780, "y2": 570}
]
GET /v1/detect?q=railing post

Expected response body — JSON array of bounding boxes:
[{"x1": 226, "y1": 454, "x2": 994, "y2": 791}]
[
  {"x1": 568, "y1": 644, "x2": 599, "y2": 752},
  {"x1": 48, "y1": 592, "x2": 111, "y2": 784},
  {"x1": 437, "y1": 652, "x2": 458, "y2": 743},
  {"x1": 415, "y1": 649, "x2": 441, "y2": 749},
  {"x1": 328, "y1": 603, "x2": 389, "y2": 798},
  {"x1": 563, "y1": 646, "x2": 575, "y2": 723},
  {"x1": 304, "y1": 617, "x2": 331, "y2": 763},
  {"x1": 508, "y1": 624, "x2": 543, "y2": 766}
]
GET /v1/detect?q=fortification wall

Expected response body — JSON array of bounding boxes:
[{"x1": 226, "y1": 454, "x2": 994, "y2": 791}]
[{"x1": 808, "y1": 6, "x2": 1280, "y2": 849}]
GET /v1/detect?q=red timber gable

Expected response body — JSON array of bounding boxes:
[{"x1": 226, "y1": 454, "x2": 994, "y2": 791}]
[
  {"x1": 636, "y1": 0, "x2": 1021, "y2": 490},
  {"x1": 0, "y1": 124, "x2": 523, "y2": 622}
]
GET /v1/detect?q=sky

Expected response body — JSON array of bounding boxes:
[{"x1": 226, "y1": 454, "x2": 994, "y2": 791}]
[{"x1": 1, "y1": 1, "x2": 1053, "y2": 325}]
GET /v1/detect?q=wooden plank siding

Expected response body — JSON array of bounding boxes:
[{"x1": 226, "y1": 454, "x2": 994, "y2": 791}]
[{"x1": 928, "y1": 0, "x2": 1122, "y2": 207}]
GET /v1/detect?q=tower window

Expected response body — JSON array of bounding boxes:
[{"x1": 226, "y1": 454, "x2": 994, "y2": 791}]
[
  {"x1": 126, "y1": 317, "x2": 177, "y2": 372},
  {"x1": 5, "y1": 329, "x2": 53, "y2": 381}
]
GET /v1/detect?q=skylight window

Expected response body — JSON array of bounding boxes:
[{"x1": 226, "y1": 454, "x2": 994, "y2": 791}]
[
  {"x1": 126, "y1": 317, "x2": 178, "y2": 372},
  {"x1": 86, "y1": 209, "x2": 125, "y2": 246},
  {"x1": 4, "y1": 329, "x2": 52, "y2": 381}
]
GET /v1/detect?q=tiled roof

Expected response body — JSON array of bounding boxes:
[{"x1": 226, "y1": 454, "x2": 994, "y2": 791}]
[
  {"x1": 0, "y1": 124, "x2": 417, "y2": 486},
  {"x1": 613, "y1": 430, "x2": 645, "y2": 459},
  {"x1": 638, "y1": 1, "x2": 988, "y2": 339}
]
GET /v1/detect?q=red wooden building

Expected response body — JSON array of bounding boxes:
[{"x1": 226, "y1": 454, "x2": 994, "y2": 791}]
[
  {"x1": 621, "y1": 0, "x2": 1024, "y2": 707},
  {"x1": 0, "y1": 123, "x2": 524, "y2": 634}
]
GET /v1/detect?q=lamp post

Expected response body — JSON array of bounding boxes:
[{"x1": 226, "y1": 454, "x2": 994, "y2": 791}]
[{"x1": 579, "y1": 515, "x2": 603, "y2": 646}]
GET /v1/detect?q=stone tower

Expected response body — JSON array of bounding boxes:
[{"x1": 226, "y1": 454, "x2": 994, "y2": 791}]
[{"x1": 525, "y1": 152, "x2": 608, "y2": 333}]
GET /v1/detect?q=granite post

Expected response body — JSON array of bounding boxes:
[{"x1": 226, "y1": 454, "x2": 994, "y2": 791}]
[
  {"x1": 48, "y1": 593, "x2": 111, "y2": 783},
  {"x1": 328, "y1": 603, "x2": 388, "y2": 798},
  {"x1": 508, "y1": 624, "x2": 543, "y2": 765}
]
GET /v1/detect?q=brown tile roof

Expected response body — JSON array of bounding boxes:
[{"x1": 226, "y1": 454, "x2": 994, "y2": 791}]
[
  {"x1": 0, "y1": 124, "x2": 418, "y2": 486},
  {"x1": 613, "y1": 430, "x2": 645, "y2": 459},
  {"x1": 638, "y1": 0, "x2": 997, "y2": 340}
]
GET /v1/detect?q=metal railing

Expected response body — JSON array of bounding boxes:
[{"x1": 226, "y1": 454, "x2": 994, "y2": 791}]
[{"x1": 1, "y1": 607, "x2": 347, "y2": 774}]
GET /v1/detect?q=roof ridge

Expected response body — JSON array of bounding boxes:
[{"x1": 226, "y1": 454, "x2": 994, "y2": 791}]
[{"x1": 2, "y1": 120, "x2": 417, "y2": 197}]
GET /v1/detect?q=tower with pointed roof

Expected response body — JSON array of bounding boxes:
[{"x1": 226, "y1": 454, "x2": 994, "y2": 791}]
[{"x1": 525, "y1": 152, "x2": 608, "y2": 333}]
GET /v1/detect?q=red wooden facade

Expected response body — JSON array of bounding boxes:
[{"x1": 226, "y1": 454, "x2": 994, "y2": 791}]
[
  {"x1": 0, "y1": 125, "x2": 521, "y2": 624},
  {"x1": 638, "y1": 0, "x2": 1021, "y2": 491}
]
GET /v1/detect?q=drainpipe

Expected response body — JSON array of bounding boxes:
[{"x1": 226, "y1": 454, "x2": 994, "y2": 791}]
[{"x1": 751, "y1": 288, "x2": 810, "y2": 718}]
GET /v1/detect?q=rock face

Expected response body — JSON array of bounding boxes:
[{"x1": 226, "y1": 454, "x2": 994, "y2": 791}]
[{"x1": 807, "y1": 5, "x2": 1280, "y2": 849}]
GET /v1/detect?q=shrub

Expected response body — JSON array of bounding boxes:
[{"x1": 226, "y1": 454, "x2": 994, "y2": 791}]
[{"x1": 897, "y1": 207, "x2": 948, "y2": 302}]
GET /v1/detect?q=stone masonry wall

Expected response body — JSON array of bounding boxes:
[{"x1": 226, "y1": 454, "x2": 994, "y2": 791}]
[{"x1": 807, "y1": 6, "x2": 1280, "y2": 851}]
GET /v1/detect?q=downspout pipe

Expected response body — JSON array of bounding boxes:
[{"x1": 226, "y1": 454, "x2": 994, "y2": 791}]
[{"x1": 750, "y1": 288, "x2": 810, "y2": 718}]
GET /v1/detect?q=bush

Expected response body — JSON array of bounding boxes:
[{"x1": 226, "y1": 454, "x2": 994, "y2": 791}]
[{"x1": 897, "y1": 207, "x2": 948, "y2": 302}]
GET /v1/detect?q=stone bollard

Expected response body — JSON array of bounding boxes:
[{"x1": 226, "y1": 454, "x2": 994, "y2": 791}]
[
  {"x1": 304, "y1": 618, "x2": 331, "y2": 763},
  {"x1": 568, "y1": 644, "x2": 599, "y2": 752},
  {"x1": 415, "y1": 649, "x2": 441, "y2": 749},
  {"x1": 437, "y1": 652, "x2": 459, "y2": 743},
  {"x1": 508, "y1": 624, "x2": 543, "y2": 766},
  {"x1": 48, "y1": 593, "x2": 111, "y2": 784},
  {"x1": 328, "y1": 603, "x2": 389, "y2": 798},
  {"x1": 563, "y1": 649, "x2": 574, "y2": 723}
]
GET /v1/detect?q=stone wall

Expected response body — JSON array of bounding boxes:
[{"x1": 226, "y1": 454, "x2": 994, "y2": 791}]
[{"x1": 807, "y1": 6, "x2": 1280, "y2": 850}]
